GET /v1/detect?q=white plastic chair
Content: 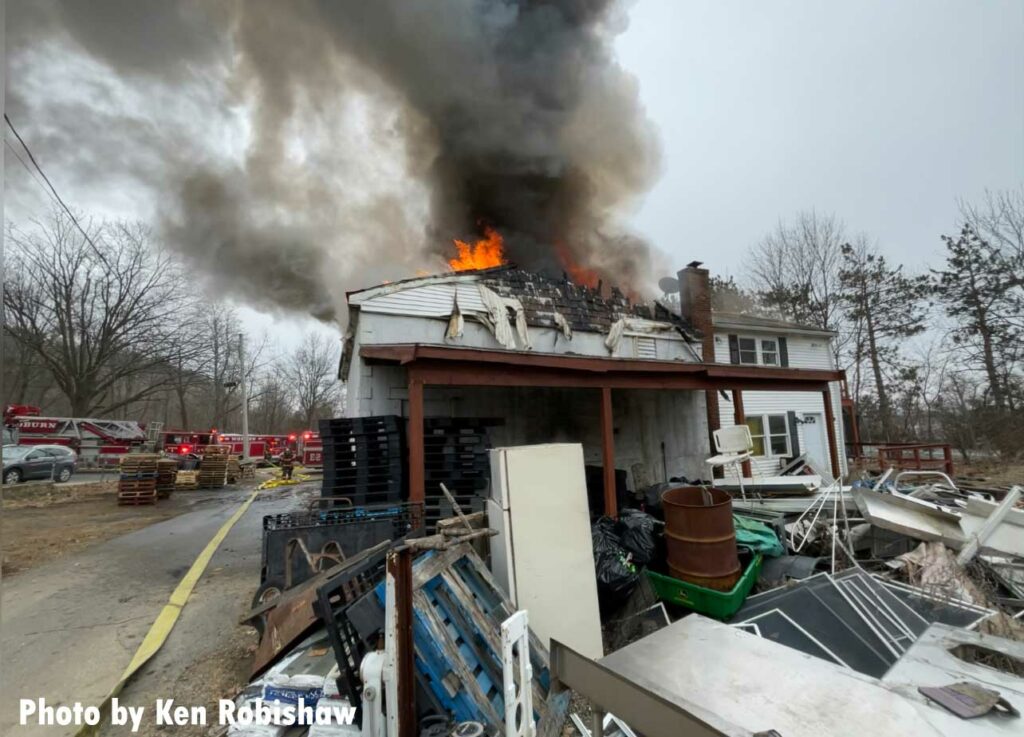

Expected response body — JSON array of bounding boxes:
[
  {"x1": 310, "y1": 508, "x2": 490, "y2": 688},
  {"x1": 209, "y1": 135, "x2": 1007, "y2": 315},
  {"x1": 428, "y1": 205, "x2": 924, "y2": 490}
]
[{"x1": 707, "y1": 425, "x2": 754, "y2": 501}]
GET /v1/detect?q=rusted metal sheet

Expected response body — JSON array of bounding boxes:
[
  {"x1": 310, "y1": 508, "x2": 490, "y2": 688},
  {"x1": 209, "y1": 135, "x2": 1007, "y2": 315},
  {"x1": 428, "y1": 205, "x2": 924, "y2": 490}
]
[
  {"x1": 662, "y1": 486, "x2": 741, "y2": 591},
  {"x1": 250, "y1": 586, "x2": 319, "y2": 677}
]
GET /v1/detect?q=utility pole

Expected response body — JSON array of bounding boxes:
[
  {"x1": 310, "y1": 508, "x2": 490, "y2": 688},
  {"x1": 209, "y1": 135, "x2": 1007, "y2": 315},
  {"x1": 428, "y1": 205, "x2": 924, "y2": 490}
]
[{"x1": 238, "y1": 332, "x2": 250, "y2": 461}]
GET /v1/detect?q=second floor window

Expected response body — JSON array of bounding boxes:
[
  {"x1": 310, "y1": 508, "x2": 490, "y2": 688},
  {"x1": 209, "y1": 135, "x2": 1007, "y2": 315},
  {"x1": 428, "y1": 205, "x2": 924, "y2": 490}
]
[
  {"x1": 738, "y1": 337, "x2": 758, "y2": 364},
  {"x1": 761, "y1": 339, "x2": 778, "y2": 365}
]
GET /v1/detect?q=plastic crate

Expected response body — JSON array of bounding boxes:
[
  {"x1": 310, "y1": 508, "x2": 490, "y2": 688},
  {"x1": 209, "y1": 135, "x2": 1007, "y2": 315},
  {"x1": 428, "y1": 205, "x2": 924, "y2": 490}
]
[{"x1": 646, "y1": 554, "x2": 763, "y2": 619}]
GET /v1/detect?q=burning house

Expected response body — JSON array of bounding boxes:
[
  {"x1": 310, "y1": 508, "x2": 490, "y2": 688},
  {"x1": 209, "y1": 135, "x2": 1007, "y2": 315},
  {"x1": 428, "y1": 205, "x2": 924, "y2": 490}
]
[{"x1": 339, "y1": 258, "x2": 847, "y2": 518}]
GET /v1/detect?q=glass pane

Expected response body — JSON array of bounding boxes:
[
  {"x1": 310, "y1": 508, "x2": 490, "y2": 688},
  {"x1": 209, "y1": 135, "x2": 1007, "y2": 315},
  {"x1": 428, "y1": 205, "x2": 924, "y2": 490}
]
[
  {"x1": 770, "y1": 435, "x2": 789, "y2": 455},
  {"x1": 762, "y1": 350, "x2": 778, "y2": 365},
  {"x1": 739, "y1": 337, "x2": 756, "y2": 351},
  {"x1": 768, "y1": 415, "x2": 788, "y2": 434},
  {"x1": 740, "y1": 350, "x2": 758, "y2": 364},
  {"x1": 746, "y1": 417, "x2": 764, "y2": 436},
  {"x1": 751, "y1": 436, "x2": 766, "y2": 456},
  {"x1": 761, "y1": 339, "x2": 777, "y2": 352}
]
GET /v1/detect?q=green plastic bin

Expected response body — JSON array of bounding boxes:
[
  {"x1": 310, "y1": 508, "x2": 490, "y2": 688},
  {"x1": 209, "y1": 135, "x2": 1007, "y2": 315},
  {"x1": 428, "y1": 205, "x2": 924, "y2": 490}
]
[{"x1": 646, "y1": 554, "x2": 763, "y2": 619}]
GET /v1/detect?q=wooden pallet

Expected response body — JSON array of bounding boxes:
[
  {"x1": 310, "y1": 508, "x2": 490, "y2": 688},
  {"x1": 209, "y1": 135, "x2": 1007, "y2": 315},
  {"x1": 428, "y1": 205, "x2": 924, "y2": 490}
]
[
  {"x1": 197, "y1": 454, "x2": 229, "y2": 488},
  {"x1": 156, "y1": 459, "x2": 177, "y2": 498},
  {"x1": 176, "y1": 470, "x2": 199, "y2": 489},
  {"x1": 118, "y1": 477, "x2": 158, "y2": 505},
  {"x1": 226, "y1": 457, "x2": 242, "y2": 484}
]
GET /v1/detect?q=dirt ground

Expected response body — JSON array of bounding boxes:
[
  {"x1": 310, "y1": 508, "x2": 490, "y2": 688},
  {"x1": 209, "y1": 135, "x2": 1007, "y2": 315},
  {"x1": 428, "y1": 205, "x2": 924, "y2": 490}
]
[
  {"x1": 957, "y1": 461, "x2": 1024, "y2": 488},
  {"x1": 3, "y1": 481, "x2": 194, "y2": 576},
  {"x1": 121, "y1": 626, "x2": 260, "y2": 737}
]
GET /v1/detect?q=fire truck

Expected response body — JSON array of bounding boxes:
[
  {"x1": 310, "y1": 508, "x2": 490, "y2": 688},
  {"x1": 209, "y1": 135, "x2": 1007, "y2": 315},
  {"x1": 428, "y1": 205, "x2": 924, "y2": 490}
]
[
  {"x1": 3, "y1": 405, "x2": 147, "y2": 467},
  {"x1": 291, "y1": 430, "x2": 323, "y2": 468},
  {"x1": 159, "y1": 430, "x2": 289, "y2": 461}
]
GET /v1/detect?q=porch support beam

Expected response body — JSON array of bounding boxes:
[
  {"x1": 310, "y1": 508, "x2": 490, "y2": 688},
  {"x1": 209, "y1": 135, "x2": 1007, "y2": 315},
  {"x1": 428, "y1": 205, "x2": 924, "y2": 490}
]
[
  {"x1": 822, "y1": 388, "x2": 840, "y2": 479},
  {"x1": 600, "y1": 386, "x2": 618, "y2": 519},
  {"x1": 408, "y1": 374, "x2": 425, "y2": 504},
  {"x1": 731, "y1": 389, "x2": 752, "y2": 478}
]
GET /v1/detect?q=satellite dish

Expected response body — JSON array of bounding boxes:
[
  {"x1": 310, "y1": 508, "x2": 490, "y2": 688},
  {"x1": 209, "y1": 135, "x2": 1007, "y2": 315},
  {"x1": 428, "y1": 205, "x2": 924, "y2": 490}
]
[{"x1": 658, "y1": 276, "x2": 679, "y2": 294}]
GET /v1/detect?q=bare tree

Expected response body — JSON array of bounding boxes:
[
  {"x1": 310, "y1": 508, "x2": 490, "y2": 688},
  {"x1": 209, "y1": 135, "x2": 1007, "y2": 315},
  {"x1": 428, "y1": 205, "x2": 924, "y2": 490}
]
[
  {"x1": 281, "y1": 333, "x2": 340, "y2": 429},
  {"x1": 248, "y1": 371, "x2": 293, "y2": 434},
  {"x1": 748, "y1": 211, "x2": 848, "y2": 363},
  {"x1": 959, "y1": 187, "x2": 1024, "y2": 262},
  {"x1": 3, "y1": 212, "x2": 195, "y2": 416}
]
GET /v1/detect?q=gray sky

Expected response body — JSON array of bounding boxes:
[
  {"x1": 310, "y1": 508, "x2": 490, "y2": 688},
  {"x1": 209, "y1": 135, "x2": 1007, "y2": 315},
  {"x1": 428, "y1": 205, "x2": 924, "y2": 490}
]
[
  {"x1": 616, "y1": 0, "x2": 1024, "y2": 278},
  {"x1": 6, "y1": 1, "x2": 1023, "y2": 347}
]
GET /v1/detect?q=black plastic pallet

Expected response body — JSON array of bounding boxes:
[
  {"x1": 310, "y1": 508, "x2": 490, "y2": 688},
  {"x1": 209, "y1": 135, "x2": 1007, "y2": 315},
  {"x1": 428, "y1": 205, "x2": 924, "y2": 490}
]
[
  {"x1": 322, "y1": 437, "x2": 404, "y2": 451},
  {"x1": 321, "y1": 416, "x2": 403, "y2": 433}
]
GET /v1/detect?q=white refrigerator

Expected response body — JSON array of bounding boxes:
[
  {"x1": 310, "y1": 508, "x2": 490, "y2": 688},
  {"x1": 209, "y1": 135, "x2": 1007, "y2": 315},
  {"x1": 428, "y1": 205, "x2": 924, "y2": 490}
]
[{"x1": 487, "y1": 443, "x2": 604, "y2": 659}]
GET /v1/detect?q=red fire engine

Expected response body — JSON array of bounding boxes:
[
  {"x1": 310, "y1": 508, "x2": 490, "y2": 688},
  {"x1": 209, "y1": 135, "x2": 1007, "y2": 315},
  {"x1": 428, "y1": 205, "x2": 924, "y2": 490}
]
[
  {"x1": 289, "y1": 430, "x2": 323, "y2": 467},
  {"x1": 3, "y1": 405, "x2": 146, "y2": 466},
  {"x1": 159, "y1": 430, "x2": 290, "y2": 461}
]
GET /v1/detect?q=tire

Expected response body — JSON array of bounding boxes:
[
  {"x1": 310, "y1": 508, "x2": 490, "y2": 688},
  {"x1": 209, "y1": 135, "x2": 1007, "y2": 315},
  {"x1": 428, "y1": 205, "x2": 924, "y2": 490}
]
[
  {"x1": 57, "y1": 467, "x2": 72, "y2": 483},
  {"x1": 3, "y1": 468, "x2": 22, "y2": 485}
]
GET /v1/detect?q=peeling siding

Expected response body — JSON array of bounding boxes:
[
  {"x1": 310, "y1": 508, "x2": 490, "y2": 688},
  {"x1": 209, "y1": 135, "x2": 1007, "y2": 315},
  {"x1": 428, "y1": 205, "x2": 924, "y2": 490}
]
[{"x1": 359, "y1": 283, "x2": 487, "y2": 318}]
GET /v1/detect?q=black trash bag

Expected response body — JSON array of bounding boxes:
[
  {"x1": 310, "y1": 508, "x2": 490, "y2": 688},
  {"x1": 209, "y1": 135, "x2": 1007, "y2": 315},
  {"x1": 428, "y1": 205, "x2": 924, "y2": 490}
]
[
  {"x1": 591, "y1": 517, "x2": 639, "y2": 602},
  {"x1": 639, "y1": 482, "x2": 673, "y2": 520},
  {"x1": 616, "y1": 509, "x2": 658, "y2": 567}
]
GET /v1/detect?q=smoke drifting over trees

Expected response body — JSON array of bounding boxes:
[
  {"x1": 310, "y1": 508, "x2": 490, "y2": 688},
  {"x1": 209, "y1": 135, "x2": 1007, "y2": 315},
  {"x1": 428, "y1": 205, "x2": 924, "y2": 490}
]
[{"x1": 8, "y1": 0, "x2": 661, "y2": 321}]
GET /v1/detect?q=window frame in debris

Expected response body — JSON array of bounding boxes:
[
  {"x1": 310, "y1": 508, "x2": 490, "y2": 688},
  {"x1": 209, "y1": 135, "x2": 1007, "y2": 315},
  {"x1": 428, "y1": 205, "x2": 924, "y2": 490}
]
[{"x1": 746, "y1": 413, "x2": 792, "y2": 457}]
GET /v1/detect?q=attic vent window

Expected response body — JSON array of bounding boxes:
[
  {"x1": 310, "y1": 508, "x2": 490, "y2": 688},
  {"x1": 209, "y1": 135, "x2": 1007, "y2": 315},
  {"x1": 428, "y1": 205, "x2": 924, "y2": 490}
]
[{"x1": 635, "y1": 336, "x2": 657, "y2": 359}]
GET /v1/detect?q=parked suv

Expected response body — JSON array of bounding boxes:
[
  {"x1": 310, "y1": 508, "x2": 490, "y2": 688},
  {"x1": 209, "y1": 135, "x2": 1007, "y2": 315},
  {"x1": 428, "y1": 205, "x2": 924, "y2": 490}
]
[{"x1": 2, "y1": 445, "x2": 78, "y2": 484}]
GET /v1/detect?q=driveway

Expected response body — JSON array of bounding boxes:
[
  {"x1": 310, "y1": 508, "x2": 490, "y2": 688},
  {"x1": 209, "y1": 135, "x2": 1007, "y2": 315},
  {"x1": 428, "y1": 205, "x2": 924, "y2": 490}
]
[{"x1": 1, "y1": 482, "x2": 314, "y2": 736}]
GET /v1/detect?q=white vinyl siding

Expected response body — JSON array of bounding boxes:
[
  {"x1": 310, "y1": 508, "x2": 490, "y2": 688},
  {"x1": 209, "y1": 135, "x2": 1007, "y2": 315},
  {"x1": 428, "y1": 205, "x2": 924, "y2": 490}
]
[
  {"x1": 358, "y1": 283, "x2": 488, "y2": 318},
  {"x1": 713, "y1": 332, "x2": 834, "y2": 370},
  {"x1": 717, "y1": 387, "x2": 847, "y2": 478}
]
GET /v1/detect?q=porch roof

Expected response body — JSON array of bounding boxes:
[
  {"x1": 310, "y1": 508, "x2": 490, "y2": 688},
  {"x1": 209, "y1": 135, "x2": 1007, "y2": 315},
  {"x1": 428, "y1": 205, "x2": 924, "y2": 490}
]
[{"x1": 359, "y1": 343, "x2": 844, "y2": 392}]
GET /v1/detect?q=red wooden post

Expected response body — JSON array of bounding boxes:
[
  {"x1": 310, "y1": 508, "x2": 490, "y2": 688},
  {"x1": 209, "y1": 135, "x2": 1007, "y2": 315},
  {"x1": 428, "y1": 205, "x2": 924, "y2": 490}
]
[
  {"x1": 408, "y1": 374, "x2": 425, "y2": 504},
  {"x1": 387, "y1": 548, "x2": 416, "y2": 737},
  {"x1": 731, "y1": 389, "x2": 752, "y2": 478},
  {"x1": 913, "y1": 446, "x2": 921, "y2": 471},
  {"x1": 943, "y1": 444, "x2": 954, "y2": 476},
  {"x1": 600, "y1": 386, "x2": 618, "y2": 519},
  {"x1": 822, "y1": 389, "x2": 840, "y2": 479}
]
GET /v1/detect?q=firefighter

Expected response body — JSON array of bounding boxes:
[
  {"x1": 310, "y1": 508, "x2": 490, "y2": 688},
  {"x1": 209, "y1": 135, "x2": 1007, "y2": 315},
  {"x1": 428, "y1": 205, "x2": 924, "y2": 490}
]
[{"x1": 279, "y1": 447, "x2": 296, "y2": 480}]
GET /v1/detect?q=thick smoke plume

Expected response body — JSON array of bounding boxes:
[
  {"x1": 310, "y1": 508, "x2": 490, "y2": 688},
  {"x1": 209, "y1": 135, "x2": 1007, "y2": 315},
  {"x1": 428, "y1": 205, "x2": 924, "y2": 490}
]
[{"x1": 9, "y1": 0, "x2": 661, "y2": 321}]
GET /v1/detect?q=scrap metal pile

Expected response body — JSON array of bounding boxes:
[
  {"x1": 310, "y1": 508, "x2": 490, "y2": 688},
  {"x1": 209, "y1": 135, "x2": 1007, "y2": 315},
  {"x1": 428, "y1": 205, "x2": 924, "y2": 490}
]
[
  {"x1": 568, "y1": 469, "x2": 1024, "y2": 737},
  {"x1": 224, "y1": 435, "x2": 1024, "y2": 737}
]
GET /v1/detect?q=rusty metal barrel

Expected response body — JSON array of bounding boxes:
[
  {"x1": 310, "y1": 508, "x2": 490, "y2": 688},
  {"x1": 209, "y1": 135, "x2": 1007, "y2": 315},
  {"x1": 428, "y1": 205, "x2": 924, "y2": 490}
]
[{"x1": 661, "y1": 485, "x2": 741, "y2": 591}]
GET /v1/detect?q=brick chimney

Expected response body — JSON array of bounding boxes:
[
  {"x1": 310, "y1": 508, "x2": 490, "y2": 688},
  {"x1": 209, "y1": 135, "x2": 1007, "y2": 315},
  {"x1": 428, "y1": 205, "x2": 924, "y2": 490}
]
[
  {"x1": 678, "y1": 262, "x2": 720, "y2": 461},
  {"x1": 677, "y1": 262, "x2": 713, "y2": 362}
]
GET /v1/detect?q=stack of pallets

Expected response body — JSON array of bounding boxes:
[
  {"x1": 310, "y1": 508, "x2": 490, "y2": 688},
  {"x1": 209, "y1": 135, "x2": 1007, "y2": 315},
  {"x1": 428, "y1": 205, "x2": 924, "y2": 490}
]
[
  {"x1": 156, "y1": 459, "x2": 178, "y2": 499},
  {"x1": 319, "y1": 416, "x2": 406, "y2": 506},
  {"x1": 226, "y1": 456, "x2": 242, "y2": 484},
  {"x1": 197, "y1": 446, "x2": 230, "y2": 489},
  {"x1": 422, "y1": 418, "x2": 496, "y2": 525},
  {"x1": 118, "y1": 454, "x2": 160, "y2": 505}
]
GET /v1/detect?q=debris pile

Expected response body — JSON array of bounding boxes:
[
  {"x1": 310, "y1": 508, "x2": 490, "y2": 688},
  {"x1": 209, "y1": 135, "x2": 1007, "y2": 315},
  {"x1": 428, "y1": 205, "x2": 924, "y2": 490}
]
[{"x1": 224, "y1": 430, "x2": 1023, "y2": 737}]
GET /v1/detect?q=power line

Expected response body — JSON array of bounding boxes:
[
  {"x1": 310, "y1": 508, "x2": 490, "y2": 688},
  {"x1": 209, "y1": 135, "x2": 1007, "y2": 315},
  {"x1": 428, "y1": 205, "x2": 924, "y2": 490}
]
[
  {"x1": 4, "y1": 113, "x2": 105, "y2": 256},
  {"x1": 5, "y1": 138, "x2": 61, "y2": 206}
]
